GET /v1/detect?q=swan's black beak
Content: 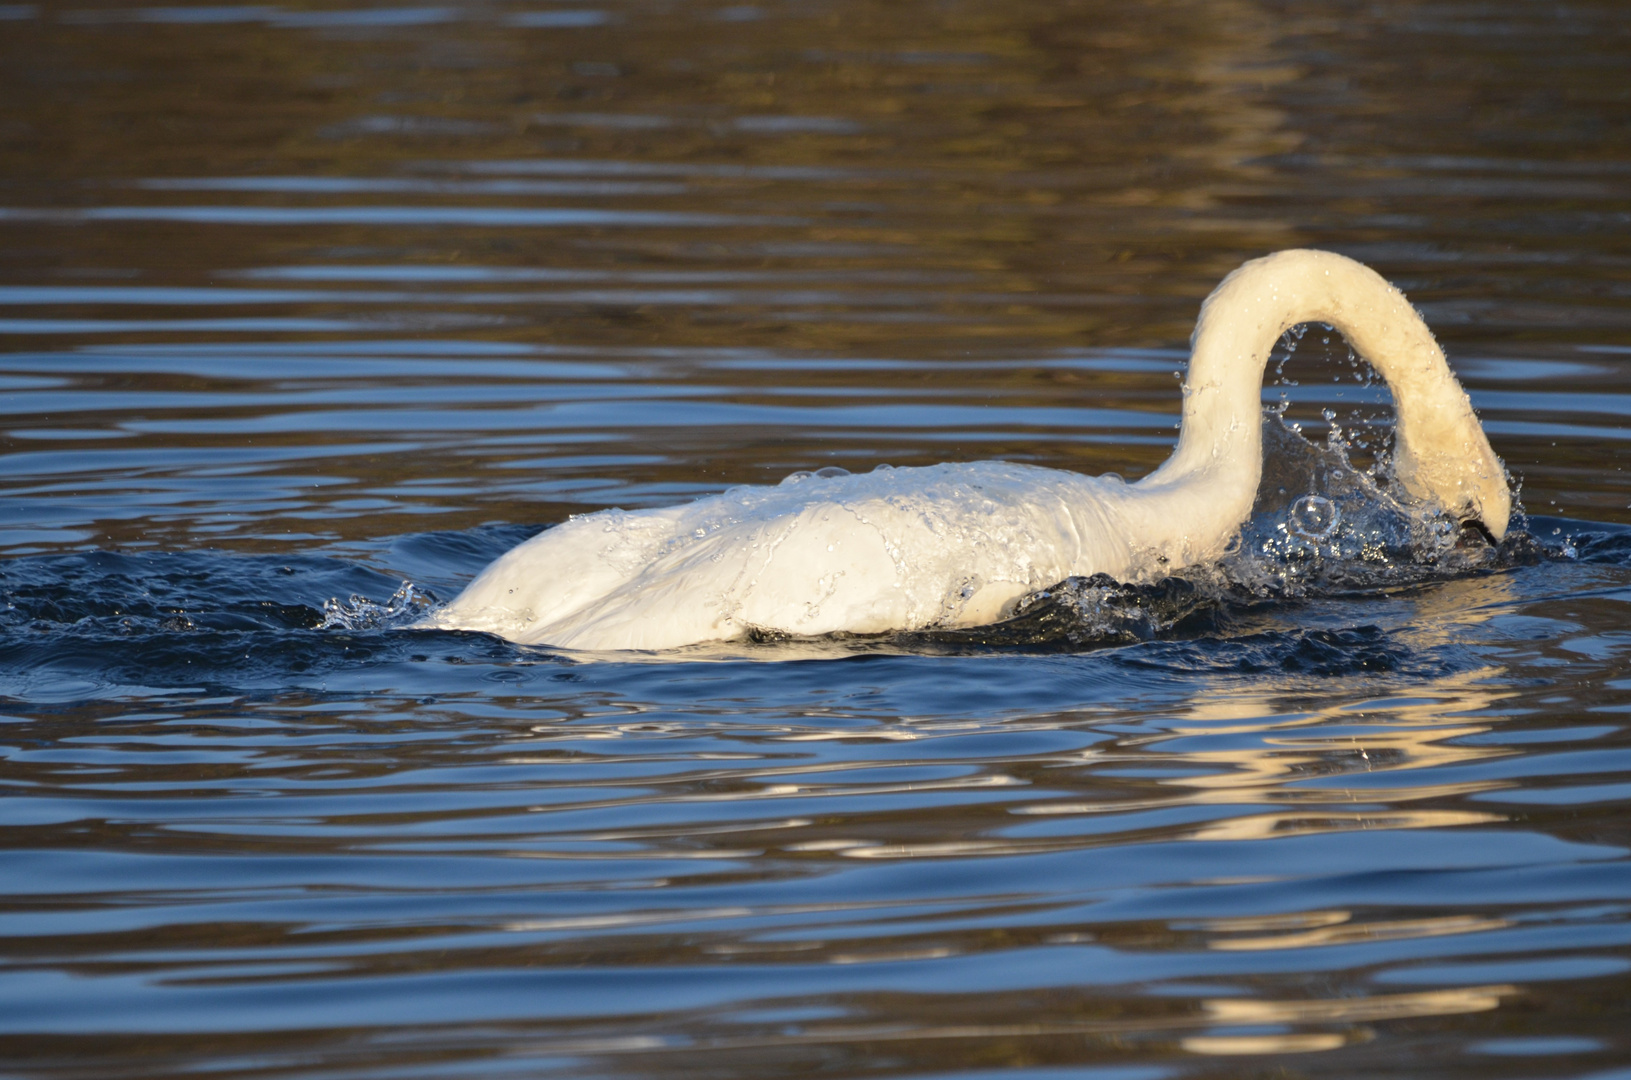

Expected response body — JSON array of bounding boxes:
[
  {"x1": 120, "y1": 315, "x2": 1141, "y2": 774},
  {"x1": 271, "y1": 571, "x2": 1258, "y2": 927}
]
[{"x1": 1459, "y1": 518, "x2": 1498, "y2": 547}]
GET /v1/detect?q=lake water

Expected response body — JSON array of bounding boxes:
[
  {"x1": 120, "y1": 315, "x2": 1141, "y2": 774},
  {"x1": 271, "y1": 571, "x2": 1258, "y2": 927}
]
[{"x1": 3, "y1": 0, "x2": 1631, "y2": 1076}]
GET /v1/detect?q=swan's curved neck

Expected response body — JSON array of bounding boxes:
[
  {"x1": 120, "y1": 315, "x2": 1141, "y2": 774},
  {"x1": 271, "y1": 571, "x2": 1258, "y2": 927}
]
[{"x1": 1135, "y1": 249, "x2": 1510, "y2": 553}]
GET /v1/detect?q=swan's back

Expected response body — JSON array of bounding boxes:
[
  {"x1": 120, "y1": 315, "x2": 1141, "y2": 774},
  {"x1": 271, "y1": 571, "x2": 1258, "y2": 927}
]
[{"x1": 426, "y1": 462, "x2": 1137, "y2": 650}]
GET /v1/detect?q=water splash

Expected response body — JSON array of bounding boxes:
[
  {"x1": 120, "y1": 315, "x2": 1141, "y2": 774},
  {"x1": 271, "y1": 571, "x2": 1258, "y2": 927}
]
[
  {"x1": 319, "y1": 580, "x2": 434, "y2": 631},
  {"x1": 1214, "y1": 412, "x2": 1503, "y2": 596},
  {"x1": 898, "y1": 412, "x2": 1553, "y2": 653}
]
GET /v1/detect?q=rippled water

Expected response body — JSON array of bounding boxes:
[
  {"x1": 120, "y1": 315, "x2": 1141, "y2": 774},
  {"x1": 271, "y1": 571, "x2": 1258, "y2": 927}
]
[{"x1": 3, "y1": 0, "x2": 1631, "y2": 1076}]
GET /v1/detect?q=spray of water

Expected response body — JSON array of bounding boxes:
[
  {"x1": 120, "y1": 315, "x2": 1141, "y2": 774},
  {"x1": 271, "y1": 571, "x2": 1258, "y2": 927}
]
[{"x1": 319, "y1": 580, "x2": 433, "y2": 631}]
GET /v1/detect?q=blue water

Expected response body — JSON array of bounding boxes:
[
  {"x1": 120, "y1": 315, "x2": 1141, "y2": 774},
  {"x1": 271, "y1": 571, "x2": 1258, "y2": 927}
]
[{"x1": 2, "y1": 0, "x2": 1631, "y2": 1075}]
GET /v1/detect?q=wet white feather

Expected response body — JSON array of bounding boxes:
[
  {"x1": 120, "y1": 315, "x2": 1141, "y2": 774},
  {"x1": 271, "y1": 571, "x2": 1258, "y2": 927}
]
[{"x1": 424, "y1": 249, "x2": 1510, "y2": 650}]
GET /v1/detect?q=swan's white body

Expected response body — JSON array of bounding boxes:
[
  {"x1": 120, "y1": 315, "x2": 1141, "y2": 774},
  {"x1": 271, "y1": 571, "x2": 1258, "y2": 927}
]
[{"x1": 425, "y1": 250, "x2": 1510, "y2": 651}]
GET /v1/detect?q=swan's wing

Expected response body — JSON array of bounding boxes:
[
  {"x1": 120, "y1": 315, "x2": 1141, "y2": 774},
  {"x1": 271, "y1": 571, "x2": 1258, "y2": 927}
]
[
  {"x1": 427, "y1": 462, "x2": 1138, "y2": 650},
  {"x1": 536, "y1": 500, "x2": 905, "y2": 650},
  {"x1": 421, "y1": 505, "x2": 687, "y2": 640},
  {"x1": 536, "y1": 465, "x2": 1137, "y2": 650}
]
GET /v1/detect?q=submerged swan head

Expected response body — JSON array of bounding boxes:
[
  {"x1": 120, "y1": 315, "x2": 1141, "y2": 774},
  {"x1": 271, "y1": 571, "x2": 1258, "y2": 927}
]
[
  {"x1": 1151, "y1": 248, "x2": 1509, "y2": 544},
  {"x1": 426, "y1": 249, "x2": 1510, "y2": 650}
]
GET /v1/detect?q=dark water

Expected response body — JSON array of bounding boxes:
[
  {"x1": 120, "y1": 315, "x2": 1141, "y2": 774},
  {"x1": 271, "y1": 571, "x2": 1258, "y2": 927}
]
[{"x1": 4, "y1": 0, "x2": 1631, "y2": 1076}]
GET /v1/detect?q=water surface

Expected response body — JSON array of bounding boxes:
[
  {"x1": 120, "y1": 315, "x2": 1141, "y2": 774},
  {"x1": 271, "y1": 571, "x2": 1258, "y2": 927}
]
[{"x1": 2, "y1": 0, "x2": 1631, "y2": 1076}]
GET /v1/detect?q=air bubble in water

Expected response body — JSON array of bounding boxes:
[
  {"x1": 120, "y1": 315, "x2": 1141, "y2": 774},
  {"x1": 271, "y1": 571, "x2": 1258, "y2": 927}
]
[{"x1": 1289, "y1": 494, "x2": 1340, "y2": 540}]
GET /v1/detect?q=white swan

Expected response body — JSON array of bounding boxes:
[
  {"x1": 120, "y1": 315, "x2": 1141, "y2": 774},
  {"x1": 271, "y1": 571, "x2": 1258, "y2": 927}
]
[{"x1": 424, "y1": 249, "x2": 1510, "y2": 651}]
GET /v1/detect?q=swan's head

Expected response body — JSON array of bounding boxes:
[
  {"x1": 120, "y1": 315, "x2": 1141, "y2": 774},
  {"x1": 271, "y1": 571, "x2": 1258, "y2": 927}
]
[{"x1": 1391, "y1": 406, "x2": 1512, "y2": 543}]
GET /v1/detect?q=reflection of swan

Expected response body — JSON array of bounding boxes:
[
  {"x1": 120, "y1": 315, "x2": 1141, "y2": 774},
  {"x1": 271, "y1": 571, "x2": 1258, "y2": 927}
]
[{"x1": 425, "y1": 250, "x2": 1510, "y2": 650}]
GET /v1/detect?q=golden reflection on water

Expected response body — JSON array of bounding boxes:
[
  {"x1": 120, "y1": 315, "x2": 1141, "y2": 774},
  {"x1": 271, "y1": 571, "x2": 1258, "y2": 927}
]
[
  {"x1": 1203, "y1": 912, "x2": 1509, "y2": 952},
  {"x1": 1182, "y1": 807, "x2": 1502, "y2": 842},
  {"x1": 1180, "y1": 984, "x2": 1514, "y2": 1056},
  {"x1": 493, "y1": 609, "x2": 1534, "y2": 866},
  {"x1": 1013, "y1": 663, "x2": 1519, "y2": 843},
  {"x1": 1182, "y1": 1032, "x2": 1350, "y2": 1054}
]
